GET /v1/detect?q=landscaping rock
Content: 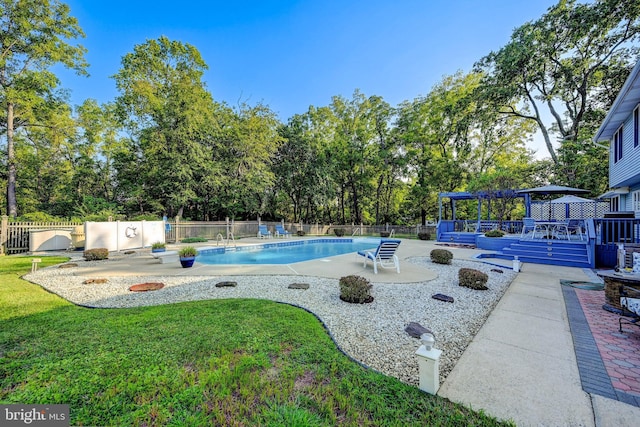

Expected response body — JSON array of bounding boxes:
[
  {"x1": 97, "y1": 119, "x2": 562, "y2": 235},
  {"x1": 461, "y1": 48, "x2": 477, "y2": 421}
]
[
  {"x1": 58, "y1": 263, "x2": 78, "y2": 269},
  {"x1": 129, "y1": 282, "x2": 164, "y2": 292},
  {"x1": 432, "y1": 293, "x2": 454, "y2": 303},
  {"x1": 83, "y1": 278, "x2": 108, "y2": 284},
  {"x1": 405, "y1": 322, "x2": 434, "y2": 339},
  {"x1": 288, "y1": 283, "x2": 309, "y2": 290},
  {"x1": 215, "y1": 281, "x2": 237, "y2": 288}
]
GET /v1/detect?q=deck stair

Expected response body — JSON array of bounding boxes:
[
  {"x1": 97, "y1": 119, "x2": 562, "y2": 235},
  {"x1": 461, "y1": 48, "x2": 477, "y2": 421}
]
[
  {"x1": 439, "y1": 232, "x2": 478, "y2": 245},
  {"x1": 499, "y1": 239, "x2": 590, "y2": 268}
]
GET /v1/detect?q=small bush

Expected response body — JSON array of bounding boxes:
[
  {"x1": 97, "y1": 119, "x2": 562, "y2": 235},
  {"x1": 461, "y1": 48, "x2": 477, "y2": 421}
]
[
  {"x1": 484, "y1": 229, "x2": 505, "y2": 238},
  {"x1": 334, "y1": 228, "x2": 345, "y2": 237},
  {"x1": 430, "y1": 249, "x2": 453, "y2": 265},
  {"x1": 339, "y1": 275, "x2": 373, "y2": 303},
  {"x1": 83, "y1": 248, "x2": 108, "y2": 261},
  {"x1": 179, "y1": 246, "x2": 198, "y2": 257},
  {"x1": 181, "y1": 237, "x2": 207, "y2": 243},
  {"x1": 296, "y1": 230, "x2": 306, "y2": 236},
  {"x1": 418, "y1": 232, "x2": 430, "y2": 240},
  {"x1": 458, "y1": 268, "x2": 489, "y2": 290},
  {"x1": 380, "y1": 231, "x2": 391, "y2": 237}
]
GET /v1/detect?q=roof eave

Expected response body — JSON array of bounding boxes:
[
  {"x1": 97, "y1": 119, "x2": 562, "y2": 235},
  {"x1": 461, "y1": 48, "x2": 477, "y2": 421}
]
[{"x1": 593, "y1": 60, "x2": 640, "y2": 143}]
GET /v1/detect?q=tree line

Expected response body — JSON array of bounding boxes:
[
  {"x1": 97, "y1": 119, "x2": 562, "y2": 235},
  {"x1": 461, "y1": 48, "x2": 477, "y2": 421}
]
[{"x1": 1, "y1": 0, "x2": 639, "y2": 224}]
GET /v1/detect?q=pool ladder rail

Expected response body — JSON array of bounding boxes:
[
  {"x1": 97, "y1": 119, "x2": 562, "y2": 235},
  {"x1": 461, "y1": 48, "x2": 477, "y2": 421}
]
[{"x1": 216, "y1": 233, "x2": 237, "y2": 248}]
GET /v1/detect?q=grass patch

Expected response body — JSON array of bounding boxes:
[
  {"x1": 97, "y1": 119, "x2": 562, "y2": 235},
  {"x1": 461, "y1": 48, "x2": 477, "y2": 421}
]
[
  {"x1": 180, "y1": 237, "x2": 208, "y2": 243},
  {"x1": 0, "y1": 256, "x2": 512, "y2": 426}
]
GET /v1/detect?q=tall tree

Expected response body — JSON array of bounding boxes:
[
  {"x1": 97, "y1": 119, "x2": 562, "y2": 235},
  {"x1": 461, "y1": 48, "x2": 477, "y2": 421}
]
[
  {"x1": 12, "y1": 95, "x2": 75, "y2": 216},
  {"x1": 397, "y1": 72, "x2": 480, "y2": 224},
  {"x1": 366, "y1": 95, "x2": 405, "y2": 224},
  {"x1": 70, "y1": 100, "x2": 125, "y2": 215},
  {"x1": 273, "y1": 114, "x2": 322, "y2": 223},
  {"x1": 0, "y1": 0, "x2": 87, "y2": 217},
  {"x1": 212, "y1": 101, "x2": 282, "y2": 220},
  {"x1": 113, "y1": 36, "x2": 214, "y2": 218},
  {"x1": 330, "y1": 90, "x2": 390, "y2": 224},
  {"x1": 476, "y1": 0, "x2": 640, "y2": 168}
]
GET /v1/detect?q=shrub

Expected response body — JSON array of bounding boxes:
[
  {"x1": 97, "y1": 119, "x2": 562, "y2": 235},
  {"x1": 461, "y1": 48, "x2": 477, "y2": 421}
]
[
  {"x1": 17, "y1": 212, "x2": 64, "y2": 222},
  {"x1": 181, "y1": 237, "x2": 207, "y2": 243},
  {"x1": 380, "y1": 231, "x2": 391, "y2": 237},
  {"x1": 339, "y1": 275, "x2": 373, "y2": 303},
  {"x1": 130, "y1": 214, "x2": 162, "y2": 221},
  {"x1": 458, "y1": 268, "x2": 489, "y2": 290},
  {"x1": 430, "y1": 249, "x2": 453, "y2": 265},
  {"x1": 296, "y1": 230, "x2": 306, "y2": 236},
  {"x1": 179, "y1": 246, "x2": 198, "y2": 258},
  {"x1": 484, "y1": 229, "x2": 505, "y2": 238},
  {"x1": 418, "y1": 232, "x2": 430, "y2": 241},
  {"x1": 151, "y1": 241, "x2": 166, "y2": 250},
  {"x1": 83, "y1": 248, "x2": 108, "y2": 261},
  {"x1": 333, "y1": 228, "x2": 345, "y2": 237}
]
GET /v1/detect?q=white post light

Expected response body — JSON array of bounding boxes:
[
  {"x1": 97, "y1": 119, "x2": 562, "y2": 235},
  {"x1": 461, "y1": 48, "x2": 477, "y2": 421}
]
[
  {"x1": 415, "y1": 333, "x2": 442, "y2": 394},
  {"x1": 513, "y1": 255, "x2": 521, "y2": 272}
]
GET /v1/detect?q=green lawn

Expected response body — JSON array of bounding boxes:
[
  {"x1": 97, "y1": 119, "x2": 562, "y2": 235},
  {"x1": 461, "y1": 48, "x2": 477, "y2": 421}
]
[{"x1": 0, "y1": 256, "x2": 512, "y2": 426}]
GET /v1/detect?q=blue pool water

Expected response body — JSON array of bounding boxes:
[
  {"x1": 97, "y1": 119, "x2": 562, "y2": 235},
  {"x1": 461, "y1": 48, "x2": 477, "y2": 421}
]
[{"x1": 197, "y1": 238, "x2": 380, "y2": 265}]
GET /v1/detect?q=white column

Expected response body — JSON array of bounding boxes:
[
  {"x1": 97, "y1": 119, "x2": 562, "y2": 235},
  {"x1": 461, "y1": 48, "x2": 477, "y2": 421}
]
[{"x1": 415, "y1": 345, "x2": 442, "y2": 394}]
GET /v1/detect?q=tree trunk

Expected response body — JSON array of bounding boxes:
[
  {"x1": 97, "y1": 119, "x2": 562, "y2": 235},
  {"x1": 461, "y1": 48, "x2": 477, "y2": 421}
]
[
  {"x1": 339, "y1": 187, "x2": 346, "y2": 224},
  {"x1": 375, "y1": 175, "x2": 384, "y2": 224},
  {"x1": 6, "y1": 102, "x2": 17, "y2": 217}
]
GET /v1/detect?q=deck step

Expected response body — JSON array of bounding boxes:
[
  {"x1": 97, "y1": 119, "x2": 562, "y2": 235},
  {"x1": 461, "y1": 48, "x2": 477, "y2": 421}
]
[
  {"x1": 499, "y1": 239, "x2": 590, "y2": 268},
  {"x1": 503, "y1": 245, "x2": 587, "y2": 258},
  {"x1": 439, "y1": 232, "x2": 478, "y2": 245},
  {"x1": 485, "y1": 251, "x2": 591, "y2": 268}
]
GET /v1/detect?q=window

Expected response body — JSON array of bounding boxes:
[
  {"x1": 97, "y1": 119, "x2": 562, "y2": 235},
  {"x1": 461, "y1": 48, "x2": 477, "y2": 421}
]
[
  {"x1": 635, "y1": 106, "x2": 639, "y2": 148},
  {"x1": 614, "y1": 126, "x2": 623, "y2": 162},
  {"x1": 634, "y1": 191, "x2": 640, "y2": 213},
  {"x1": 611, "y1": 196, "x2": 620, "y2": 212}
]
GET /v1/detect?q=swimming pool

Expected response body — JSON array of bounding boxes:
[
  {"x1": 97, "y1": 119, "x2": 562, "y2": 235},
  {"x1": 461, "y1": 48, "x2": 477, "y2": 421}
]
[{"x1": 197, "y1": 238, "x2": 380, "y2": 265}]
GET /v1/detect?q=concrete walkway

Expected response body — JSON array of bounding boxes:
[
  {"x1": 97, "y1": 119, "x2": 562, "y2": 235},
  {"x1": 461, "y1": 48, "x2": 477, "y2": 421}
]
[{"x1": 438, "y1": 262, "x2": 640, "y2": 426}]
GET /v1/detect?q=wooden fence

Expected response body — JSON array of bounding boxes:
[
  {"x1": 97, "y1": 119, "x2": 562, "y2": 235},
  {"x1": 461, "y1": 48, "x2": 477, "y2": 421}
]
[
  {"x1": 166, "y1": 218, "x2": 428, "y2": 243},
  {"x1": 0, "y1": 216, "x2": 83, "y2": 255},
  {"x1": 1, "y1": 215, "x2": 429, "y2": 254}
]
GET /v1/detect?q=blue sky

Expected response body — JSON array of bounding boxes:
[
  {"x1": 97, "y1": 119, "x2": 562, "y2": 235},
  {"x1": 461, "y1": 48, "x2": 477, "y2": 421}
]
[{"x1": 58, "y1": 0, "x2": 556, "y2": 142}]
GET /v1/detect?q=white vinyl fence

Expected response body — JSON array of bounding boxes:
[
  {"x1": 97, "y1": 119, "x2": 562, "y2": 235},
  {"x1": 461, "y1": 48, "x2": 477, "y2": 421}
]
[{"x1": 84, "y1": 221, "x2": 165, "y2": 251}]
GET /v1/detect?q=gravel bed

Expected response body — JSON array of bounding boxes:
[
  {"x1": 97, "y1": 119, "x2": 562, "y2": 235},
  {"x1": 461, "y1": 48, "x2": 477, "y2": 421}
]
[{"x1": 24, "y1": 257, "x2": 516, "y2": 386}]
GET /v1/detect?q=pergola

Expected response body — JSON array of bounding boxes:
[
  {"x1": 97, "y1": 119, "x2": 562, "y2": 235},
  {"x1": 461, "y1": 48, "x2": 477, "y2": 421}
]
[{"x1": 437, "y1": 190, "x2": 531, "y2": 223}]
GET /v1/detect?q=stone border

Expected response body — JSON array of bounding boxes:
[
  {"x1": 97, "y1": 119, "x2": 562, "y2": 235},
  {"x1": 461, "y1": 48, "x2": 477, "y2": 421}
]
[{"x1": 562, "y1": 285, "x2": 640, "y2": 406}]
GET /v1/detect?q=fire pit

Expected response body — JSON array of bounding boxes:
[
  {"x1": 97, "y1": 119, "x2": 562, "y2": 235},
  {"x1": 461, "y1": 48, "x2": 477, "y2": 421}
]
[{"x1": 598, "y1": 270, "x2": 640, "y2": 312}]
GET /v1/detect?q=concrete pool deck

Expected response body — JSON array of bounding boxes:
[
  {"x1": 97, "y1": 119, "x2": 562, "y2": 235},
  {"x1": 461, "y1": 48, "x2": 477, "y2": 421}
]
[{"x1": 65, "y1": 237, "x2": 462, "y2": 283}]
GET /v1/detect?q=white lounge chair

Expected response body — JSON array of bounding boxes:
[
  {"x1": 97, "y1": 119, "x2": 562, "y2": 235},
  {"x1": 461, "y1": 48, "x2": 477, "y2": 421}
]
[{"x1": 357, "y1": 239, "x2": 401, "y2": 274}]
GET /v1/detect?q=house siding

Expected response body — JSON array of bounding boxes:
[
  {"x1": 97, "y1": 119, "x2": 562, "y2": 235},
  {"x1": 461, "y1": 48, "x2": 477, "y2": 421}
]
[{"x1": 610, "y1": 105, "x2": 640, "y2": 188}]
